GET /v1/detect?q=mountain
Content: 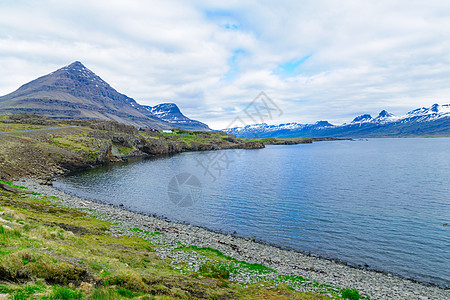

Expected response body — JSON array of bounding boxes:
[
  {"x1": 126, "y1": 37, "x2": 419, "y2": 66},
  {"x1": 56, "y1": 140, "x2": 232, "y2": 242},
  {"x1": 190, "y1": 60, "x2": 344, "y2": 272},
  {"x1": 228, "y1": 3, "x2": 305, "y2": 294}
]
[
  {"x1": 0, "y1": 61, "x2": 210, "y2": 131},
  {"x1": 143, "y1": 103, "x2": 210, "y2": 131},
  {"x1": 223, "y1": 104, "x2": 450, "y2": 138}
]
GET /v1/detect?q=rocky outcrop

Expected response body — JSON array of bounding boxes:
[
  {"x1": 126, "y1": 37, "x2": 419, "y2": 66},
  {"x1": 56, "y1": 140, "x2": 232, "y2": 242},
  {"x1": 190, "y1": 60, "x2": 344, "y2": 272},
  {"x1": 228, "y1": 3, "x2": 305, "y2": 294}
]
[{"x1": 240, "y1": 141, "x2": 265, "y2": 149}]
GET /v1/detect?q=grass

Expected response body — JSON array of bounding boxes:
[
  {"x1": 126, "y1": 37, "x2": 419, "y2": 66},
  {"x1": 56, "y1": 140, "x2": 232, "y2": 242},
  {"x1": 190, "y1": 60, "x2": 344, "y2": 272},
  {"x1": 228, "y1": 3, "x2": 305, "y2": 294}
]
[
  {"x1": 131, "y1": 227, "x2": 164, "y2": 237},
  {"x1": 0, "y1": 224, "x2": 22, "y2": 240},
  {"x1": 0, "y1": 123, "x2": 55, "y2": 132},
  {"x1": 116, "y1": 146, "x2": 134, "y2": 155},
  {"x1": 341, "y1": 288, "x2": 361, "y2": 300},
  {"x1": 50, "y1": 286, "x2": 84, "y2": 299},
  {"x1": 0, "y1": 180, "x2": 28, "y2": 190},
  {"x1": 0, "y1": 188, "x2": 365, "y2": 299},
  {"x1": 50, "y1": 135, "x2": 101, "y2": 161},
  {"x1": 198, "y1": 262, "x2": 230, "y2": 279},
  {"x1": 180, "y1": 245, "x2": 276, "y2": 274},
  {"x1": 161, "y1": 129, "x2": 228, "y2": 146}
]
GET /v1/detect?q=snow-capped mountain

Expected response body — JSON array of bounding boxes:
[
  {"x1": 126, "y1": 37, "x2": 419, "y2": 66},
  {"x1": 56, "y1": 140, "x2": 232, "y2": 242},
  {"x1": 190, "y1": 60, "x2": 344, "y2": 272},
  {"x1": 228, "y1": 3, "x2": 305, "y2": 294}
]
[
  {"x1": 143, "y1": 103, "x2": 210, "y2": 131},
  {"x1": 223, "y1": 104, "x2": 450, "y2": 138}
]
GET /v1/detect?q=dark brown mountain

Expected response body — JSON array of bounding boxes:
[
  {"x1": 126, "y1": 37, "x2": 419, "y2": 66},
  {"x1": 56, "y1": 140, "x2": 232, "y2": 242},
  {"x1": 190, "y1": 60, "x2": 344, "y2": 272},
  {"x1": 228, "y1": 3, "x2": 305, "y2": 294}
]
[{"x1": 0, "y1": 62, "x2": 208, "y2": 130}]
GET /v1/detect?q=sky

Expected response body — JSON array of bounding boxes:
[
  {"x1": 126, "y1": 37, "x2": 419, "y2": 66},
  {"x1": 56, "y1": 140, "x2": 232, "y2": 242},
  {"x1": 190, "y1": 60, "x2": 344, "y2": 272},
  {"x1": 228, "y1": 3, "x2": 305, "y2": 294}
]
[{"x1": 1, "y1": 0, "x2": 450, "y2": 129}]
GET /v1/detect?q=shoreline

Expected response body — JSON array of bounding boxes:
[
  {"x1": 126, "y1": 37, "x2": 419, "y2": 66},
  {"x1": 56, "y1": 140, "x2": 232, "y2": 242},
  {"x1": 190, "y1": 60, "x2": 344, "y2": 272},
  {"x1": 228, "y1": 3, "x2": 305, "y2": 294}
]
[{"x1": 15, "y1": 178, "x2": 450, "y2": 300}]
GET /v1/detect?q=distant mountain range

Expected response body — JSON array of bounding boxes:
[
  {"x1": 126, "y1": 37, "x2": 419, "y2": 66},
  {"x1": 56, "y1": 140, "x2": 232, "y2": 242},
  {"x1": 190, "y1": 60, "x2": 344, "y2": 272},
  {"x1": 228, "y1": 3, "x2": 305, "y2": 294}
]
[
  {"x1": 223, "y1": 104, "x2": 450, "y2": 138},
  {"x1": 0, "y1": 61, "x2": 210, "y2": 131}
]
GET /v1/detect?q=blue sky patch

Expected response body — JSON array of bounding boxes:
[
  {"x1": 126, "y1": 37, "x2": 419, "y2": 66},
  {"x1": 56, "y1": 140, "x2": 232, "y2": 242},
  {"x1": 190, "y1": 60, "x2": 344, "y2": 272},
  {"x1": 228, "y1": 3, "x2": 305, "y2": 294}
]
[
  {"x1": 222, "y1": 49, "x2": 246, "y2": 81},
  {"x1": 274, "y1": 55, "x2": 312, "y2": 77}
]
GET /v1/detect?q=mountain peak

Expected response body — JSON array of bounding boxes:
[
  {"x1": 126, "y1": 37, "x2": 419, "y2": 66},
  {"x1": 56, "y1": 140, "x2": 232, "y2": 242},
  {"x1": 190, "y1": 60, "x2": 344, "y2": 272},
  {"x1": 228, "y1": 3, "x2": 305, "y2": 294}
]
[
  {"x1": 52, "y1": 61, "x2": 111, "y2": 88},
  {"x1": 378, "y1": 110, "x2": 394, "y2": 118},
  {"x1": 430, "y1": 103, "x2": 439, "y2": 113},
  {"x1": 143, "y1": 103, "x2": 210, "y2": 131},
  {"x1": 58, "y1": 61, "x2": 90, "y2": 73},
  {"x1": 352, "y1": 114, "x2": 372, "y2": 123},
  {"x1": 314, "y1": 120, "x2": 334, "y2": 127},
  {"x1": 153, "y1": 103, "x2": 182, "y2": 113},
  {"x1": 67, "y1": 61, "x2": 86, "y2": 69}
]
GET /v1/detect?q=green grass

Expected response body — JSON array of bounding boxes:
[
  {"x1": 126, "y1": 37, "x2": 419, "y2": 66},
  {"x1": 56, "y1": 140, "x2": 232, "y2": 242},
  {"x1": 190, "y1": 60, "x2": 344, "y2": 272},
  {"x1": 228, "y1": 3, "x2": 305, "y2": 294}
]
[
  {"x1": 0, "y1": 180, "x2": 28, "y2": 190},
  {"x1": 131, "y1": 227, "x2": 164, "y2": 237},
  {"x1": 180, "y1": 245, "x2": 276, "y2": 274},
  {"x1": 51, "y1": 286, "x2": 84, "y2": 299},
  {"x1": 50, "y1": 135, "x2": 101, "y2": 160},
  {"x1": 116, "y1": 146, "x2": 134, "y2": 155},
  {"x1": 0, "y1": 224, "x2": 22, "y2": 240},
  {"x1": 161, "y1": 129, "x2": 229, "y2": 146},
  {"x1": 341, "y1": 288, "x2": 361, "y2": 299}
]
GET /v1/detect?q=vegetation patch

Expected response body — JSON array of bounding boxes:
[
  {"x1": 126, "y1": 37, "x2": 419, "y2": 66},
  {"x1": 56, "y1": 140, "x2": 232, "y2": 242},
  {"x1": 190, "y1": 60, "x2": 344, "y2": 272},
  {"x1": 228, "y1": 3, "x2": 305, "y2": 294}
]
[
  {"x1": 0, "y1": 180, "x2": 28, "y2": 190},
  {"x1": 180, "y1": 245, "x2": 276, "y2": 274},
  {"x1": 341, "y1": 288, "x2": 361, "y2": 299},
  {"x1": 116, "y1": 145, "x2": 134, "y2": 155}
]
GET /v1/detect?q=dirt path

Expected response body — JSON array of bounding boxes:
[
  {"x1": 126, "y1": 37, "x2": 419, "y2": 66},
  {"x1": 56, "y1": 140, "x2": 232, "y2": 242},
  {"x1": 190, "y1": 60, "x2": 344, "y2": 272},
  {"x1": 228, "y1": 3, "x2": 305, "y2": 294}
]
[{"x1": 0, "y1": 126, "x2": 78, "y2": 134}]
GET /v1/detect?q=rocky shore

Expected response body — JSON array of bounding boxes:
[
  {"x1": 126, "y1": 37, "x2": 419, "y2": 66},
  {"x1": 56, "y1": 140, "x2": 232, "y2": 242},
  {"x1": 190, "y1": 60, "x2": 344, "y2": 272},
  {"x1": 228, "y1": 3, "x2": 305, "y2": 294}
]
[{"x1": 15, "y1": 179, "x2": 450, "y2": 300}]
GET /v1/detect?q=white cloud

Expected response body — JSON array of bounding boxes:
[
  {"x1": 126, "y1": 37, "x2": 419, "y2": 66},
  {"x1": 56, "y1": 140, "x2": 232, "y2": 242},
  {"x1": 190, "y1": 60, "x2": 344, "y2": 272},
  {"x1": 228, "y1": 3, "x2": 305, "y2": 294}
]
[{"x1": 1, "y1": 0, "x2": 450, "y2": 129}]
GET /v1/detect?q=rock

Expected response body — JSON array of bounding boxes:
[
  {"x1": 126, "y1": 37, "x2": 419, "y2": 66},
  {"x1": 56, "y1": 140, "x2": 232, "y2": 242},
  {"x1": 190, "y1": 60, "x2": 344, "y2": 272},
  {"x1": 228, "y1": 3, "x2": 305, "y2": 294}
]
[{"x1": 241, "y1": 141, "x2": 265, "y2": 149}]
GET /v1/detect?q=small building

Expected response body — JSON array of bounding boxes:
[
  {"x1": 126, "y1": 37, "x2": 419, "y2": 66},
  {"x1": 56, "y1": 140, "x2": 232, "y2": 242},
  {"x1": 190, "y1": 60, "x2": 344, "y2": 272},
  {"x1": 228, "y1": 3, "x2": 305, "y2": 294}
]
[{"x1": 162, "y1": 129, "x2": 173, "y2": 133}]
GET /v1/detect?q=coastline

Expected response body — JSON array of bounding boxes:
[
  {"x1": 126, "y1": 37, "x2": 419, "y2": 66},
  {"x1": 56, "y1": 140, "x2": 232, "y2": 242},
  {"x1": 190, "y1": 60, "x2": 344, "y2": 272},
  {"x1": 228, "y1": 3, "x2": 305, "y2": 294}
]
[{"x1": 15, "y1": 178, "x2": 450, "y2": 300}]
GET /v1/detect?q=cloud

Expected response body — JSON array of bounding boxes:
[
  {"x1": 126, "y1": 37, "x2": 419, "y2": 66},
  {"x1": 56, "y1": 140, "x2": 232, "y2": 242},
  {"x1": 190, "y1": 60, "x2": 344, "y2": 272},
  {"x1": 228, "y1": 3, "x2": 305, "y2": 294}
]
[{"x1": 1, "y1": 0, "x2": 450, "y2": 129}]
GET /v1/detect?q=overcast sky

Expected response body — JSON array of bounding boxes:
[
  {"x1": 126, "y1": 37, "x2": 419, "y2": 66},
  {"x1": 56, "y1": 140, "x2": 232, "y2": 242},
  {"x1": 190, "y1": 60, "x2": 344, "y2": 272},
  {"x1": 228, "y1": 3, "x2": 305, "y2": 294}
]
[{"x1": 1, "y1": 0, "x2": 450, "y2": 129}]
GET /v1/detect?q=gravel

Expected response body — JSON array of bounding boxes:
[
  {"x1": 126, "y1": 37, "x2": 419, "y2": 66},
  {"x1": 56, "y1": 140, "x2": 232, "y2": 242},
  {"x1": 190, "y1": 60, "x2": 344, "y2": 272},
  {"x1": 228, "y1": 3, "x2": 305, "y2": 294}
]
[{"x1": 15, "y1": 179, "x2": 450, "y2": 300}]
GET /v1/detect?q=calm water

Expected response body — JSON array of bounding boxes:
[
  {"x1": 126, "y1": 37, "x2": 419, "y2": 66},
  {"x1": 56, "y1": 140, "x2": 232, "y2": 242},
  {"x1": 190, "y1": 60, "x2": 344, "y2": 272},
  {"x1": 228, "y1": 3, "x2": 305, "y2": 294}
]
[{"x1": 54, "y1": 138, "x2": 450, "y2": 287}]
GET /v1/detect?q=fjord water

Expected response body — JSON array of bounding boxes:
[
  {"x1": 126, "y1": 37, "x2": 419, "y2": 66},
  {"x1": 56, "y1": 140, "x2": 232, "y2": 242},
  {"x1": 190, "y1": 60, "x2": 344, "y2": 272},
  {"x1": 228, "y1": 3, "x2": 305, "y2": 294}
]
[{"x1": 54, "y1": 138, "x2": 450, "y2": 287}]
